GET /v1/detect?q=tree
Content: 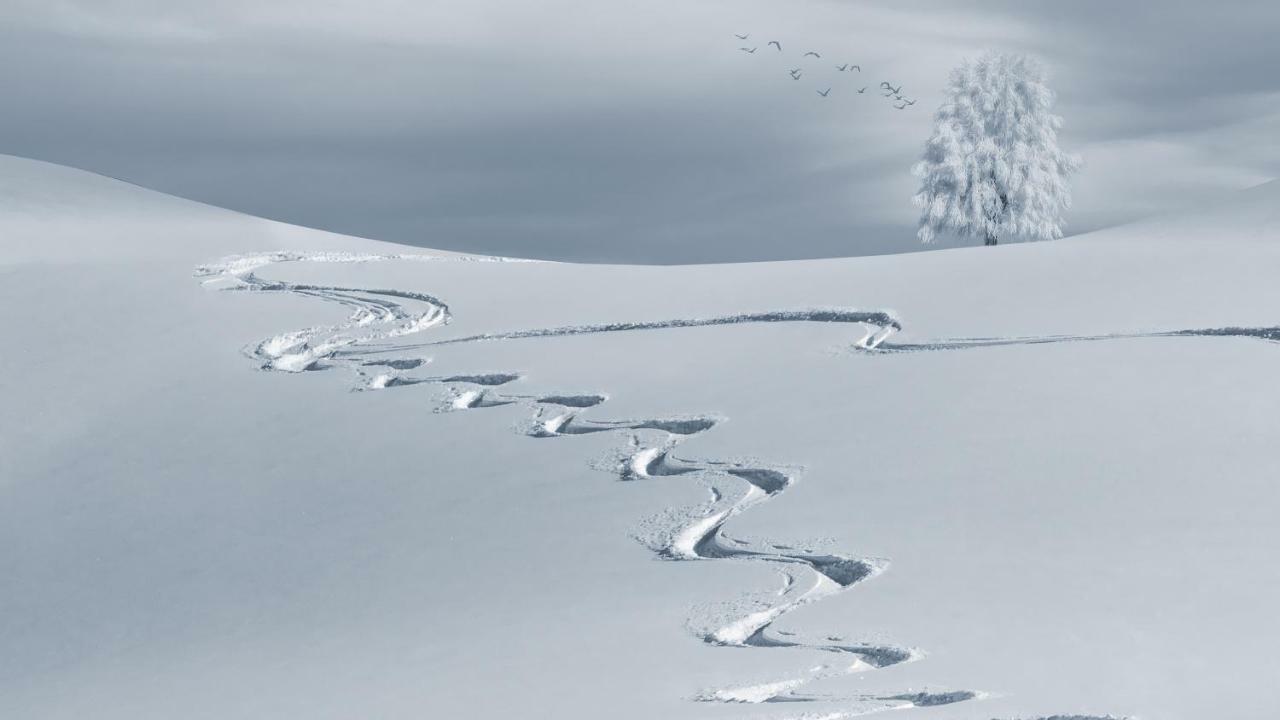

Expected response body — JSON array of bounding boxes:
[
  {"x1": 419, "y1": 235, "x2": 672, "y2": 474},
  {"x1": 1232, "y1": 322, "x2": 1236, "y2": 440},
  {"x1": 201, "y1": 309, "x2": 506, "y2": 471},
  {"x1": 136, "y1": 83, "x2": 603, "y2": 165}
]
[{"x1": 913, "y1": 51, "x2": 1081, "y2": 246}]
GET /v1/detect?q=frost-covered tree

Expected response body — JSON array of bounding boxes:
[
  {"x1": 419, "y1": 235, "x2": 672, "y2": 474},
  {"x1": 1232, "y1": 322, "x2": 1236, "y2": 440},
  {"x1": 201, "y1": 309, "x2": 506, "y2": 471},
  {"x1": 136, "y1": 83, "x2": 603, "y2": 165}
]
[{"x1": 913, "y1": 52, "x2": 1081, "y2": 246}]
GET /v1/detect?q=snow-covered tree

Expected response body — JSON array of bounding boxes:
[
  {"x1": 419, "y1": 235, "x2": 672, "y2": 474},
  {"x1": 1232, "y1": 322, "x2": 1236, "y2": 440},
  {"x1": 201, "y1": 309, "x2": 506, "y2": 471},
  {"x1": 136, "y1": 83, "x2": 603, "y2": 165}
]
[{"x1": 913, "y1": 52, "x2": 1081, "y2": 246}]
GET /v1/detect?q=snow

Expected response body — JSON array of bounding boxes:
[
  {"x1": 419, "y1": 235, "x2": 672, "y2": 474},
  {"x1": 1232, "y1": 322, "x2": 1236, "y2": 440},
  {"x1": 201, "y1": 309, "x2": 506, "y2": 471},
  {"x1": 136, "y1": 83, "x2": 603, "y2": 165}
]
[{"x1": 3, "y1": 152, "x2": 1280, "y2": 720}]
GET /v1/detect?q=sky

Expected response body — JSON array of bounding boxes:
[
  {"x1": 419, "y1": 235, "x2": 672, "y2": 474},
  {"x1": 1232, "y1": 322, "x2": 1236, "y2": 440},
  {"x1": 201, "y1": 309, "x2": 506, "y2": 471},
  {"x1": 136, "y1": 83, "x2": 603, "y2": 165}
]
[{"x1": 3, "y1": 0, "x2": 1279, "y2": 263}]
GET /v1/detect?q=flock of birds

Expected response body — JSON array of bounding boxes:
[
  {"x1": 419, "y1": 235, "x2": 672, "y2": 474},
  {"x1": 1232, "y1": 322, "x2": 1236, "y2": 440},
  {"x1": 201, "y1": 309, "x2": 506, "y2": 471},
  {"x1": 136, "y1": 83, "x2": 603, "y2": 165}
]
[{"x1": 733, "y1": 33, "x2": 916, "y2": 108}]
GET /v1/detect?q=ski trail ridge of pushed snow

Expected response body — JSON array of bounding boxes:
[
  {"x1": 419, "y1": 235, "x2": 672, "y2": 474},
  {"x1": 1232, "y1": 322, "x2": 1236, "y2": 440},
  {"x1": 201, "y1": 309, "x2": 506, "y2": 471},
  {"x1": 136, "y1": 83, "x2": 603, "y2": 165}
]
[{"x1": 198, "y1": 250, "x2": 1151, "y2": 719}]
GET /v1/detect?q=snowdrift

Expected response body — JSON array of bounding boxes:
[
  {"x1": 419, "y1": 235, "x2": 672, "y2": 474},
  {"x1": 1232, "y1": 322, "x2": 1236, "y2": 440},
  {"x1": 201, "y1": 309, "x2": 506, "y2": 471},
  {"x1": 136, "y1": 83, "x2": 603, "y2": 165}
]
[{"x1": 3, "y1": 153, "x2": 1278, "y2": 720}]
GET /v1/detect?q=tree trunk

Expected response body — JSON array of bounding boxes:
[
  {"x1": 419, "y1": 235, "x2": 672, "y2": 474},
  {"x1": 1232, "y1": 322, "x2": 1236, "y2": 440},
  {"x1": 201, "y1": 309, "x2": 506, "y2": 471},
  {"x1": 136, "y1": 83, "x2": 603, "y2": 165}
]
[
  {"x1": 983, "y1": 189, "x2": 1006, "y2": 246},
  {"x1": 988, "y1": 192, "x2": 1008, "y2": 244}
]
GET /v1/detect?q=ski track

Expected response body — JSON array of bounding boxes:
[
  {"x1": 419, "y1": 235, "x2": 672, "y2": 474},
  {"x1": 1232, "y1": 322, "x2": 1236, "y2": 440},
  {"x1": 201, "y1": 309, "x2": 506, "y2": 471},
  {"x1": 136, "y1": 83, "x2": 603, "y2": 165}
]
[
  {"x1": 870, "y1": 326, "x2": 1280, "y2": 354},
  {"x1": 366, "y1": 309, "x2": 903, "y2": 352},
  {"x1": 194, "y1": 250, "x2": 1183, "y2": 719}
]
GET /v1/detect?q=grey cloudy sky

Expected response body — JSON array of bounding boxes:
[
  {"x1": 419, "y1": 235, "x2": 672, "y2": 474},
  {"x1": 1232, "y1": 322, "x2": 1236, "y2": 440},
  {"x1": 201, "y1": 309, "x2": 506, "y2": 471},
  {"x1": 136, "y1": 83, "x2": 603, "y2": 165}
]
[{"x1": 3, "y1": 0, "x2": 1279, "y2": 262}]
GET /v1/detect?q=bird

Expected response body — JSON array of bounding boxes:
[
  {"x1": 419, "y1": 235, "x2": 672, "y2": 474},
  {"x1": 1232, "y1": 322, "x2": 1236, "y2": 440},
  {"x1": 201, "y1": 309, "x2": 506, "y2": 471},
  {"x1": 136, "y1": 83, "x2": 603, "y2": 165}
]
[
  {"x1": 884, "y1": 83, "x2": 902, "y2": 94},
  {"x1": 879, "y1": 81, "x2": 892, "y2": 89},
  {"x1": 735, "y1": 33, "x2": 750, "y2": 40},
  {"x1": 790, "y1": 69, "x2": 803, "y2": 80},
  {"x1": 768, "y1": 40, "x2": 782, "y2": 51},
  {"x1": 902, "y1": 98, "x2": 916, "y2": 106},
  {"x1": 836, "y1": 64, "x2": 849, "y2": 71},
  {"x1": 803, "y1": 51, "x2": 821, "y2": 58},
  {"x1": 894, "y1": 101, "x2": 907, "y2": 110},
  {"x1": 856, "y1": 87, "x2": 867, "y2": 93},
  {"x1": 739, "y1": 47, "x2": 757, "y2": 54},
  {"x1": 817, "y1": 88, "x2": 831, "y2": 97},
  {"x1": 850, "y1": 65, "x2": 861, "y2": 72}
]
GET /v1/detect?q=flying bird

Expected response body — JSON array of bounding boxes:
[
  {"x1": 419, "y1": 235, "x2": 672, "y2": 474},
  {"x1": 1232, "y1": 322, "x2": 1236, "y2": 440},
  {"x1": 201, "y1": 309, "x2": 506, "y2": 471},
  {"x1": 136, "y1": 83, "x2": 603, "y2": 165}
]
[
  {"x1": 803, "y1": 51, "x2": 821, "y2": 58},
  {"x1": 817, "y1": 88, "x2": 831, "y2": 97},
  {"x1": 739, "y1": 47, "x2": 757, "y2": 54},
  {"x1": 894, "y1": 101, "x2": 907, "y2": 110},
  {"x1": 901, "y1": 98, "x2": 916, "y2": 106},
  {"x1": 857, "y1": 87, "x2": 867, "y2": 93},
  {"x1": 850, "y1": 65, "x2": 861, "y2": 72},
  {"x1": 790, "y1": 69, "x2": 803, "y2": 80},
  {"x1": 836, "y1": 64, "x2": 849, "y2": 71},
  {"x1": 768, "y1": 40, "x2": 782, "y2": 51},
  {"x1": 735, "y1": 33, "x2": 750, "y2": 40}
]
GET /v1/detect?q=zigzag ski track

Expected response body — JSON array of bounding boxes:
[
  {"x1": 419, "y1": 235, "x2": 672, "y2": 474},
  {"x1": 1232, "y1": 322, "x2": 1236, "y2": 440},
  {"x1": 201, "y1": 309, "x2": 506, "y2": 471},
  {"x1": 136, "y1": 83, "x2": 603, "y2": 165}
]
[{"x1": 195, "y1": 250, "x2": 1242, "y2": 719}]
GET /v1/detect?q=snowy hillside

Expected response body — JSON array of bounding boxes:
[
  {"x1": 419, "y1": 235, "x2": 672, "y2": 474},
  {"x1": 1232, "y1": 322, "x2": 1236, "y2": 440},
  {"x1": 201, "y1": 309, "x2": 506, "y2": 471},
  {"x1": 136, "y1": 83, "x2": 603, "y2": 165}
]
[{"x1": 3, "y1": 153, "x2": 1279, "y2": 720}]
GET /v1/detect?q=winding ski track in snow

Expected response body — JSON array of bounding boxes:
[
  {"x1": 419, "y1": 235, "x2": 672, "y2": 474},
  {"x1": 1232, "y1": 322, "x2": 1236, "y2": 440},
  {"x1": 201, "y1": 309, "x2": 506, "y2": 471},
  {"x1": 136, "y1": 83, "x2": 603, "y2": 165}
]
[
  {"x1": 372, "y1": 309, "x2": 902, "y2": 352},
  {"x1": 197, "y1": 250, "x2": 1154, "y2": 720},
  {"x1": 870, "y1": 327, "x2": 1280, "y2": 354}
]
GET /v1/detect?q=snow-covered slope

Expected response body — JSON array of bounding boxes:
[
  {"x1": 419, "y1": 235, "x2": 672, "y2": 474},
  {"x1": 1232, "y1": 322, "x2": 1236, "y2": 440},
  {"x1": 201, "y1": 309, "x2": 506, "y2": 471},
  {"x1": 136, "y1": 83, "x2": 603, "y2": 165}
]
[{"x1": 3, "y1": 153, "x2": 1278, "y2": 720}]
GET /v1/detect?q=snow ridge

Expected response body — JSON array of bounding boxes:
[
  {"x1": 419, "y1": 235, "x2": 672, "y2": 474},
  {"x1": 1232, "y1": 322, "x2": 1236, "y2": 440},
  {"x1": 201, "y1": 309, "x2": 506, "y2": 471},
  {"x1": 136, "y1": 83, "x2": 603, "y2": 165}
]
[
  {"x1": 196, "y1": 252, "x2": 457, "y2": 371},
  {"x1": 410, "y1": 310, "x2": 901, "y2": 348},
  {"x1": 196, "y1": 251, "x2": 1128, "y2": 719},
  {"x1": 870, "y1": 326, "x2": 1280, "y2": 354}
]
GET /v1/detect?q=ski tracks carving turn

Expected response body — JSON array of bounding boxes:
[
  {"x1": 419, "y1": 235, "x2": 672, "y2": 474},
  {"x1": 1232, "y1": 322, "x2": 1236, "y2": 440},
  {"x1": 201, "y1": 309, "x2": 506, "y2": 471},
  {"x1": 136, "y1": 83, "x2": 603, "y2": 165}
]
[{"x1": 196, "y1": 250, "x2": 1164, "y2": 720}]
